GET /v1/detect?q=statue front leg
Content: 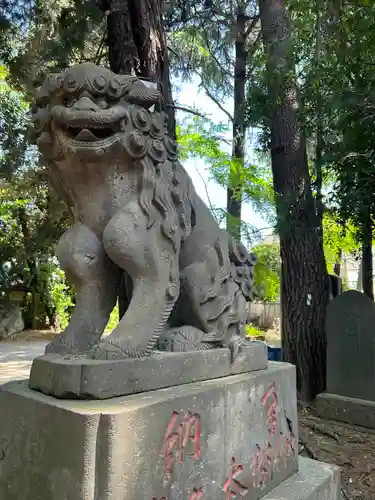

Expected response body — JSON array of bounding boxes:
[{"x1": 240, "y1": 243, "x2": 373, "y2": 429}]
[
  {"x1": 93, "y1": 202, "x2": 180, "y2": 360},
  {"x1": 45, "y1": 223, "x2": 121, "y2": 355}
]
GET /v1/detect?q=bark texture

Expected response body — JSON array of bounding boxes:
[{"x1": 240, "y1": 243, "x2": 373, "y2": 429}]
[
  {"x1": 100, "y1": 0, "x2": 176, "y2": 136},
  {"x1": 227, "y1": 3, "x2": 246, "y2": 239},
  {"x1": 259, "y1": 0, "x2": 329, "y2": 401},
  {"x1": 361, "y1": 211, "x2": 373, "y2": 300},
  {"x1": 99, "y1": 0, "x2": 176, "y2": 318}
]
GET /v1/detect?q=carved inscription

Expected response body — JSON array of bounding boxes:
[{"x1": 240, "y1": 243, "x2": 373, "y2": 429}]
[
  {"x1": 222, "y1": 382, "x2": 297, "y2": 496},
  {"x1": 160, "y1": 411, "x2": 201, "y2": 483},
  {"x1": 344, "y1": 315, "x2": 361, "y2": 379},
  {"x1": 250, "y1": 442, "x2": 272, "y2": 488},
  {"x1": 261, "y1": 383, "x2": 277, "y2": 437},
  {"x1": 188, "y1": 487, "x2": 204, "y2": 499},
  {"x1": 152, "y1": 487, "x2": 204, "y2": 500},
  {"x1": 249, "y1": 383, "x2": 296, "y2": 490},
  {"x1": 223, "y1": 457, "x2": 248, "y2": 499},
  {"x1": 156, "y1": 385, "x2": 296, "y2": 499}
]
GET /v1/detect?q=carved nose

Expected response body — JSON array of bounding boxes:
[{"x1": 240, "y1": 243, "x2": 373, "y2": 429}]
[{"x1": 73, "y1": 96, "x2": 100, "y2": 112}]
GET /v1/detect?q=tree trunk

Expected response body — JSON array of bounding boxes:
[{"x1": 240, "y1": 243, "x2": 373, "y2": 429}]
[
  {"x1": 314, "y1": 0, "x2": 324, "y2": 220},
  {"x1": 100, "y1": 0, "x2": 176, "y2": 319},
  {"x1": 102, "y1": 0, "x2": 176, "y2": 137},
  {"x1": 259, "y1": 0, "x2": 330, "y2": 401},
  {"x1": 227, "y1": 2, "x2": 246, "y2": 240},
  {"x1": 362, "y1": 211, "x2": 373, "y2": 300}
]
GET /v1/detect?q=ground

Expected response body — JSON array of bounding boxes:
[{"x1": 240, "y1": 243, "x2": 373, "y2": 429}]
[
  {"x1": 299, "y1": 404, "x2": 375, "y2": 500},
  {"x1": 0, "y1": 337, "x2": 46, "y2": 384},
  {"x1": 0, "y1": 330, "x2": 372, "y2": 499}
]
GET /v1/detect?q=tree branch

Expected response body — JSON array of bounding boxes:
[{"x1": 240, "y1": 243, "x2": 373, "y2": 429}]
[
  {"x1": 200, "y1": 22, "x2": 233, "y2": 78},
  {"x1": 194, "y1": 72, "x2": 233, "y2": 121},
  {"x1": 194, "y1": 164, "x2": 218, "y2": 220},
  {"x1": 167, "y1": 103, "x2": 207, "y2": 118}
]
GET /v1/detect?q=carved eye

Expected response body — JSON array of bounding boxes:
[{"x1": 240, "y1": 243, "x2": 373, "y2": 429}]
[
  {"x1": 96, "y1": 98, "x2": 108, "y2": 109},
  {"x1": 64, "y1": 77, "x2": 79, "y2": 93},
  {"x1": 93, "y1": 75, "x2": 108, "y2": 93}
]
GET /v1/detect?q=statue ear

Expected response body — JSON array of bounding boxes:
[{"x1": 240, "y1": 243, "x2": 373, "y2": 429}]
[
  {"x1": 126, "y1": 81, "x2": 162, "y2": 109},
  {"x1": 35, "y1": 73, "x2": 63, "y2": 106}
]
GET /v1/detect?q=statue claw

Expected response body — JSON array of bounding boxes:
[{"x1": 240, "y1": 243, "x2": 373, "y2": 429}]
[
  {"x1": 91, "y1": 341, "x2": 131, "y2": 360},
  {"x1": 45, "y1": 337, "x2": 77, "y2": 355},
  {"x1": 45, "y1": 335, "x2": 97, "y2": 356}
]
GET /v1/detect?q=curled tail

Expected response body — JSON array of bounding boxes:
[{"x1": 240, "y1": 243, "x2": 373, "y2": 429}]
[{"x1": 159, "y1": 233, "x2": 257, "y2": 354}]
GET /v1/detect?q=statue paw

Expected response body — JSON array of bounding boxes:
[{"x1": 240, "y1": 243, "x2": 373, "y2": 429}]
[
  {"x1": 91, "y1": 341, "x2": 131, "y2": 360},
  {"x1": 45, "y1": 337, "x2": 76, "y2": 355}
]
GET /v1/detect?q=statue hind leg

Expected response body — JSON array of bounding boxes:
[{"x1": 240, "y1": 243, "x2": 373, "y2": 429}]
[
  {"x1": 162, "y1": 231, "x2": 254, "y2": 359},
  {"x1": 45, "y1": 223, "x2": 121, "y2": 355},
  {"x1": 93, "y1": 201, "x2": 181, "y2": 360}
]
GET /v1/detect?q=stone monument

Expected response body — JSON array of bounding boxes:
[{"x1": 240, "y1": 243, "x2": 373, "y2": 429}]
[
  {"x1": 0, "y1": 63, "x2": 340, "y2": 500},
  {"x1": 317, "y1": 289, "x2": 375, "y2": 428}
]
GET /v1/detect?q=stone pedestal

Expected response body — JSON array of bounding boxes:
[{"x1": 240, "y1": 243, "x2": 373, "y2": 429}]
[
  {"x1": 263, "y1": 457, "x2": 341, "y2": 500},
  {"x1": 0, "y1": 362, "x2": 341, "y2": 500},
  {"x1": 316, "y1": 392, "x2": 375, "y2": 429}
]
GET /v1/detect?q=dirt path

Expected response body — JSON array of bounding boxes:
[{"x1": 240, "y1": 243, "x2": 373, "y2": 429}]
[
  {"x1": 299, "y1": 404, "x2": 375, "y2": 499},
  {"x1": 0, "y1": 341, "x2": 47, "y2": 384}
]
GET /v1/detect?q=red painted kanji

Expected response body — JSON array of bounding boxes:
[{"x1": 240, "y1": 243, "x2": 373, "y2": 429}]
[
  {"x1": 272, "y1": 437, "x2": 281, "y2": 473},
  {"x1": 273, "y1": 430, "x2": 296, "y2": 471},
  {"x1": 261, "y1": 383, "x2": 278, "y2": 437},
  {"x1": 279, "y1": 431, "x2": 296, "y2": 462},
  {"x1": 284, "y1": 431, "x2": 296, "y2": 456},
  {"x1": 188, "y1": 487, "x2": 204, "y2": 499},
  {"x1": 250, "y1": 443, "x2": 272, "y2": 489},
  {"x1": 223, "y1": 457, "x2": 248, "y2": 499},
  {"x1": 159, "y1": 411, "x2": 201, "y2": 482}
]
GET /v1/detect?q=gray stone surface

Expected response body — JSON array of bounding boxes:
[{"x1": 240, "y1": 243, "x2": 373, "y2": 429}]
[
  {"x1": 0, "y1": 341, "x2": 46, "y2": 384},
  {"x1": 32, "y1": 62, "x2": 258, "y2": 362},
  {"x1": 30, "y1": 342, "x2": 268, "y2": 399},
  {"x1": 262, "y1": 457, "x2": 341, "y2": 500},
  {"x1": 326, "y1": 290, "x2": 375, "y2": 402},
  {"x1": 316, "y1": 391, "x2": 375, "y2": 429},
  {"x1": 0, "y1": 362, "x2": 298, "y2": 500},
  {"x1": 0, "y1": 301, "x2": 24, "y2": 340},
  {"x1": 29, "y1": 342, "x2": 268, "y2": 399}
]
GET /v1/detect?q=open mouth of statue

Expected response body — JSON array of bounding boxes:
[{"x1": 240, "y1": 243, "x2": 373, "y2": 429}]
[{"x1": 65, "y1": 126, "x2": 116, "y2": 142}]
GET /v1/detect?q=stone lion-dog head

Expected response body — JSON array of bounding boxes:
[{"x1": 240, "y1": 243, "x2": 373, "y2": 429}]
[{"x1": 31, "y1": 62, "x2": 193, "y2": 248}]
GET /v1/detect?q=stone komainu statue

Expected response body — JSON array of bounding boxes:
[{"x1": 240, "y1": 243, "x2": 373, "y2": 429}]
[{"x1": 31, "y1": 63, "x2": 257, "y2": 360}]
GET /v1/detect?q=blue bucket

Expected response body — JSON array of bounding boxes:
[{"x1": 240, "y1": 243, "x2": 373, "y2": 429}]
[{"x1": 267, "y1": 345, "x2": 281, "y2": 361}]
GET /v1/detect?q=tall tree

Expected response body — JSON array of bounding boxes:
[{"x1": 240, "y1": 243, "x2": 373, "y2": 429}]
[
  {"x1": 99, "y1": 0, "x2": 176, "y2": 318},
  {"x1": 259, "y1": 0, "x2": 329, "y2": 400},
  {"x1": 100, "y1": 0, "x2": 176, "y2": 136},
  {"x1": 228, "y1": 1, "x2": 247, "y2": 238},
  {"x1": 166, "y1": 0, "x2": 260, "y2": 239}
]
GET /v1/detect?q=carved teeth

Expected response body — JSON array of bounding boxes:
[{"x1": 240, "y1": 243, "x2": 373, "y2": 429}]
[{"x1": 74, "y1": 129, "x2": 98, "y2": 142}]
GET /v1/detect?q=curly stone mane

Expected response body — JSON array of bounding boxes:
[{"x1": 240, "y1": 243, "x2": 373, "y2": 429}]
[
  {"x1": 31, "y1": 63, "x2": 195, "y2": 249},
  {"x1": 138, "y1": 145, "x2": 195, "y2": 251}
]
